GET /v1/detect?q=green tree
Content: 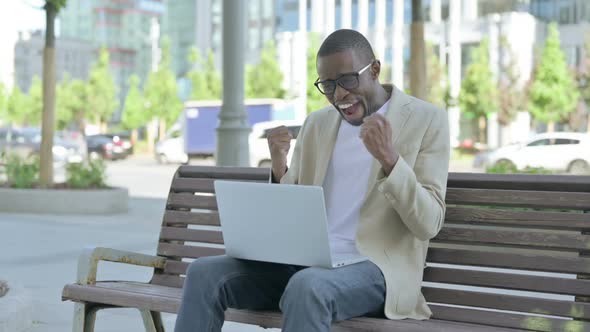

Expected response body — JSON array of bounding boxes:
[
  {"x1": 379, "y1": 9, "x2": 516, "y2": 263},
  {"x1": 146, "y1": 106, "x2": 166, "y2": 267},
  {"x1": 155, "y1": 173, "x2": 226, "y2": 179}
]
[
  {"x1": 121, "y1": 75, "x2": 145, "y2": 144},
  {"x1": 576, "y1": 35, "x2": 590, "y2": 132},
  {"x1": 459, "y1": 38, "x2": 498, "y2": 143},
  {"x1": 40, "y1": 0, "x2": 67, "y2": 186},
  {"x1": 87, "y1": 48, "x2": 118, "y2": 130},
  {"x1": 307, "y1": 33, "x2": 328, "y2": 114},
  {"x1": 187, "y1": 47, "x2": 211, "y2": 100},
  {"x1": 144, "y1": 37, "x2": 183, "y2": 138},
  {"x1": 205, "y1": 50, "x2": 222, "y2": 99},
  {"x1": 28, "y1": 76, "x2": 43, "y2": 126},
  {"x1": 529, "y1": 23, "x2": 579, "y2": 132},
  {"x1": 245, "y1": 41, "x2": 285, "y2": 99},
  {"x1": 0, "y1": 83, "x2": 7, "y2": 123},
  {"x1": 56, "y1": 75, "x2": 88, "y2": 132},
  {"x1": 410, "y1": 0, "x2": 426, "y2": 99},
  {"x1": 497, "y1": 37, "x2": 527, "y2": 126},
  {"x1": 425, "y1": 43, "x2": 449, "y2": 108},
  {"x1": 6, "y1": 86, "x2": 30, "y2": 125}
]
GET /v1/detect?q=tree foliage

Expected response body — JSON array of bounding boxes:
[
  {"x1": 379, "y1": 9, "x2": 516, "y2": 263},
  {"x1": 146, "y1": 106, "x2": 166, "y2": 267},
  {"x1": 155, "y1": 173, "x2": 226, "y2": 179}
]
[
  {"x1": 425, "y1": 43, "x2": 449, "y2": 109},
  {"x1": 144, "y1": 37, "x2": 183, "y2": 127},
  {"x1": 528, "y1": 23, "x2": 579, "y2": 127},
  {"x1": 245, "y1": 42, "x2": 285, "y2": 99},
  {"x1": 121, "y1": 75, "x2": 146, "y2": 130},
  {"x1": 307, "y1": 33, "x2": 329, "y2": 114},
  {"x1": 87, "y1": 48, "x2": 118, "y2": 126}
]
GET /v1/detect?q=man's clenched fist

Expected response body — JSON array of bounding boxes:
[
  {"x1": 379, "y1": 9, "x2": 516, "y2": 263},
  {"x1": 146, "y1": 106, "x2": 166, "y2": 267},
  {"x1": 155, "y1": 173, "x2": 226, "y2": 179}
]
[
  {"x1": 360, "y1": 113, "x2": 399, "y2": 176},
  {"x1": 267, "y1": 126, "x2": 293, "y2": 179}
]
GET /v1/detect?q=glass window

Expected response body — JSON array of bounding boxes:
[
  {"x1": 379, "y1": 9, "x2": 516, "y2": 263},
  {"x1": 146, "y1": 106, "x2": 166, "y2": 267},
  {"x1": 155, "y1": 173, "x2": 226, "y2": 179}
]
[
  {"x1": 527, "y1": 139, "x2": 551, "y2": 147},
  {"x1": 555, "y1": 138, "x2": 580, "y2": 145}
]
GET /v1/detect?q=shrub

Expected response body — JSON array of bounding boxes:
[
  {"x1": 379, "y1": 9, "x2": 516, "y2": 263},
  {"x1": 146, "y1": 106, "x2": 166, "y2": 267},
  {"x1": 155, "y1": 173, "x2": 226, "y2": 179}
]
[
  {"x1": 66, "y1": 159, "x2": 108, "y2": 189},
  {"x1": 4, "y1": 154, "x2": 39, "y2": 188}
]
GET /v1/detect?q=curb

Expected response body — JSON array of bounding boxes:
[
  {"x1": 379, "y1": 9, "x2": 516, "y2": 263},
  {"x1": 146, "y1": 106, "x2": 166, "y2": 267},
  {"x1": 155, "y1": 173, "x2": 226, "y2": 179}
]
[{"x1": 0, "y1": 282, "x2": 33, "y2": 332}]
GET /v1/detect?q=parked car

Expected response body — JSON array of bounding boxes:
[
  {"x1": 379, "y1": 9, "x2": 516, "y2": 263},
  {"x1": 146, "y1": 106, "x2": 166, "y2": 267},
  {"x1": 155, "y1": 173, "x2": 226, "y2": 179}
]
[
  {"x1": 473, "y1": 132, "x2": 590, "y2": 174},
  {"x1": 86, "y1": 135, "x2": 126, "y2": 160},
  {"x1": 249, "y1": 120, "x2": 302, "y2": 168},
  {"x1": 0, "y1": 127, "x2": 85, "y2": 164},
  {"x1": 86, "y1": 133, "x2": 133, "y2": 160},
  {"x1": 155, "y1": 125, "x2": 188, "y2": 164}
]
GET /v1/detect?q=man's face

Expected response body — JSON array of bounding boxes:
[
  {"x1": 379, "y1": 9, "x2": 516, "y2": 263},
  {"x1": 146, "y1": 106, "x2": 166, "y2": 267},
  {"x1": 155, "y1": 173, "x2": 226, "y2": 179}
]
[{"x1": 316, "y1": 50, "x2": 378, "y2": 126}]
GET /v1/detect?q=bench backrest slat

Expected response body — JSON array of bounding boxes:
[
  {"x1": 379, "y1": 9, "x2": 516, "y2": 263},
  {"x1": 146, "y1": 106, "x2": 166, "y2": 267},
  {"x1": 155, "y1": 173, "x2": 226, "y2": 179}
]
[
  {"x1": 154, "y1": 166, "x2": 590, "y2": 328},
  {"x1": 445, "y1": 206, "x2": 590, "y2": 231},
  {"x1": 446, "y1": 188, "x2": 590, "y2": 210}
]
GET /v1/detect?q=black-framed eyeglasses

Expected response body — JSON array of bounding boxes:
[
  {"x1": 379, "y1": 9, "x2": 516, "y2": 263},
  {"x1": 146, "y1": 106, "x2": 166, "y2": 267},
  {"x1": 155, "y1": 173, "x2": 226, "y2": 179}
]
[{"x1": 314, "y1": 61, "x2": 374, "y2": 95}]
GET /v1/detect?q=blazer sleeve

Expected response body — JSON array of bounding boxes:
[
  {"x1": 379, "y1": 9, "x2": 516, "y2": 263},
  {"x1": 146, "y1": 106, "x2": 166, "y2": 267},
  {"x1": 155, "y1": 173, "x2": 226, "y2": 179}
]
[{"x1": 377, "y1": 106, "x2": 450, "y2": 240}]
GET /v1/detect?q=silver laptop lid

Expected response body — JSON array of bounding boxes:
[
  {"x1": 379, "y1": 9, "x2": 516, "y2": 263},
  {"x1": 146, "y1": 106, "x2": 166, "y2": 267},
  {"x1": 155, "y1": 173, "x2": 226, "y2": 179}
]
[{"x1": 214, "y1": 180, "x2": 333, "y2": 267}]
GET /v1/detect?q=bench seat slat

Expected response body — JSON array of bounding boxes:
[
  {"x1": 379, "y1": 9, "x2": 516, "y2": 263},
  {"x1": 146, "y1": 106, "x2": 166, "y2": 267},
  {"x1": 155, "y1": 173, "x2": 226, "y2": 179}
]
[
  {"x1": 427, "y1": 248, "x2": 590, "y2": 274},
  {"x1": 423, "y1": 287, "x2": 590, "y2": 319},
  {"x1": 163, "y1": 210, "x2": 221, "y2": 226},
  {"x1": 446, "y1": 188, "x2": 590, "y2": 210},
  {"x1": 433, "y1": 227, "x2": 590, "y2": 251},
  {"x1": 62, "y1": 282, "x2": 526, "y2": 332},
  {"x1": 424, "y1": 266, "x2": 590, "y2": 297},
  {"x1": 160, "y1": 227, "x2": 224, "y2": 244},
  {"x1": 445, "y1": 207, "x2": 590, "y2": 231}
]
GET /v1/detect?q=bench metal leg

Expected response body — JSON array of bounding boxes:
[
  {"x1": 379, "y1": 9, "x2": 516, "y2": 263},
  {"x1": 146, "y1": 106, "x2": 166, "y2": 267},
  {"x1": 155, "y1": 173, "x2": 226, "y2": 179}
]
[
  {"x1": 140, "y1": 310, "x2": 165, "y2": 332},
  {"x1": 73, "y1": 303, "x2": 101, "y2": 332}
]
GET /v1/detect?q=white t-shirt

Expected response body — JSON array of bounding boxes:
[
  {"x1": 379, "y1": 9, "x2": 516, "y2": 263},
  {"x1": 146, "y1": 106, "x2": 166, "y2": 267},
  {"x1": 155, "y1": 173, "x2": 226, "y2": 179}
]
[{"x1": 322, "y1": 101, "x2": 390, "y2": 255}]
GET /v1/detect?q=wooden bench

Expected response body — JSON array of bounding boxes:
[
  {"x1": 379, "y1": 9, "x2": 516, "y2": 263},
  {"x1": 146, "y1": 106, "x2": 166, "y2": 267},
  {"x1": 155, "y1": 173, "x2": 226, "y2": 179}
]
[{"x1": 62, "y1": 165, "x2": 590, "y2": 332}]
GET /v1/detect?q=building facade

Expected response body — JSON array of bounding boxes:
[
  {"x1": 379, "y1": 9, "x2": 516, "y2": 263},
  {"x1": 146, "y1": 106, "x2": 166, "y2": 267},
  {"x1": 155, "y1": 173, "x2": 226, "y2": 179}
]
[
  {"x1": 163, "y1": 0, "x2": 275, "y2": 80},
  {"x1": 14, "y1": 30, "x2": 94, "y2": 93},
  {"x1": 59, "y1": 0, "x2": 165, "y2": 110}
]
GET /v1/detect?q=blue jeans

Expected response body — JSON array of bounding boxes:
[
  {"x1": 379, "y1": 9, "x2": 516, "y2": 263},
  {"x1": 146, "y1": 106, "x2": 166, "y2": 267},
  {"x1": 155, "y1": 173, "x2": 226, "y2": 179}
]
[{"x1": 174, "y1": 255, "x2": 386, "y2": 332}]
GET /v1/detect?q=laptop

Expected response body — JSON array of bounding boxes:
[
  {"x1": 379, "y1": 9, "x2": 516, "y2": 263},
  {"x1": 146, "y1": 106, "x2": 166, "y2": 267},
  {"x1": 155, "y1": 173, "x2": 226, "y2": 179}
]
[{"x1": 214, "y1": 180, "x2": 368, "y2": 269}]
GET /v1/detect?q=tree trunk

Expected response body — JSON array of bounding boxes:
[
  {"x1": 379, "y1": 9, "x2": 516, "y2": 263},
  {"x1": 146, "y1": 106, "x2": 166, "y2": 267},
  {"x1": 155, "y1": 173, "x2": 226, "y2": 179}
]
[
  {"x1": 146, "y1": 118, "x2": 157, "y2": 155},
  {"x1": 159, "y1": 118, "x2": 167, "y2": 141},
  {"x1": 547, "y1": 121, "x2": 555, "y2": 132},
  {"x1": 410, "y1": 0, "x2": 426, "y2": 100},
  {"x1": 131, "y1": 129, "x2": 138, "y2": 147},
  {"x1": 479, "y1": 116, "x2": 487, "y2": 144},
  {"x1": 40, "y1": 3, "x2": 57, "y2": 187},
  {"x1": 587, "y1": 113, "x2": 590, "y2": 133}
]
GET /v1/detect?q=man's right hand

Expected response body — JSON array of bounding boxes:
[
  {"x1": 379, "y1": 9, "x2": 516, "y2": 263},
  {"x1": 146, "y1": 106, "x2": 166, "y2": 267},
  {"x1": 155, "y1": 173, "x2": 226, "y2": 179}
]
[{"x1": 267, "y1": 126, "x2": 293, "y2": 180}]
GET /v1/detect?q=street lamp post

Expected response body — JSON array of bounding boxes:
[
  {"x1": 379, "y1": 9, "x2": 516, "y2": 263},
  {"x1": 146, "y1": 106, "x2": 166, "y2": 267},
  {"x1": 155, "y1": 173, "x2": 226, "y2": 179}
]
[{"x1": 216, "y1": 0, "x2": 250, "y2": 166}]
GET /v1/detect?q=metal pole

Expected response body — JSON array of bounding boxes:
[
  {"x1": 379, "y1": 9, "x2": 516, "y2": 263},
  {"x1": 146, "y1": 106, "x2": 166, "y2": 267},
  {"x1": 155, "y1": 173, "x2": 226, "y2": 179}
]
[
  {"x1": 298, "y1": 0, "x2": 307, "y2": 121},
  {"x1": 392, "y1": 0, "x2": 404, "y2": 89},
  {"x1": 341, "y1": 0, "x2": 352, "y2": 29},
  {"x1": 448, "y1": 0, "x2": 462, "y2": 148},
  {"x1": 216, "y1": 0, "x2": 250, "y2": 166}
]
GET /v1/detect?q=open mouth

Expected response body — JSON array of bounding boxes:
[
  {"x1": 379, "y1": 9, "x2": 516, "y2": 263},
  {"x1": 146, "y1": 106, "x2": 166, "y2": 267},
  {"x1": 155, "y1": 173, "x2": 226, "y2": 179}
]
[{"x1": 338, "y1": 102, "x2": 361, "y2": 116}]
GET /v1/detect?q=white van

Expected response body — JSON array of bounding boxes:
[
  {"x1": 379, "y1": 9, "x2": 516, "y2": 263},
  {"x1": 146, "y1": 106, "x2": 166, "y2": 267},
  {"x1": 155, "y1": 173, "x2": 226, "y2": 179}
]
[{"x1": 249, "y1": 120, "x2": 302, "y2": 168}]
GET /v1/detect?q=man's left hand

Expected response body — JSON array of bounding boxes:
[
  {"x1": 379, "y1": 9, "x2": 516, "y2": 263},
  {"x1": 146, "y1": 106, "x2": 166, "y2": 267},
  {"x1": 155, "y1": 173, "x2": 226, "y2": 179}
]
[{"x1": 360, "y1": 113, "x2": 399, "y2": 176}]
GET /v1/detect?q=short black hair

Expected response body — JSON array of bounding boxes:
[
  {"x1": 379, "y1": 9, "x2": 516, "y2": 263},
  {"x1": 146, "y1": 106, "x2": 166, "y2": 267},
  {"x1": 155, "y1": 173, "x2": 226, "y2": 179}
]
[{"x1": 317, "y1": 29, "x2": 375, "y2": 63}]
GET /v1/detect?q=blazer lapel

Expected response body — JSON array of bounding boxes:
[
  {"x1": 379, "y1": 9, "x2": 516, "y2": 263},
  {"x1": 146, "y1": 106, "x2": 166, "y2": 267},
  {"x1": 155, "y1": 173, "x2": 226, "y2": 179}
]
[{"x1": 314, "y1": 107, "x2": 341, "y2": 186}]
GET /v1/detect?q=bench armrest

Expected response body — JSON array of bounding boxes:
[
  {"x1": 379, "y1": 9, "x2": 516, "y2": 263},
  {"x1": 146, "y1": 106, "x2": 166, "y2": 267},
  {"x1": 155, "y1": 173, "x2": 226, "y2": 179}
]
[{"x1": 77, "y1": 246, "x2": 166, "y2": 285}]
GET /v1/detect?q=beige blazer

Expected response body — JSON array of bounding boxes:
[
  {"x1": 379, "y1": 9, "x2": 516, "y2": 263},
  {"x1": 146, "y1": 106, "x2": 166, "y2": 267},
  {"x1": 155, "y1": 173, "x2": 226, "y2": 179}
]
[{"x1": 278, "y1": 85, "x2": 450, "y2": 320}]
